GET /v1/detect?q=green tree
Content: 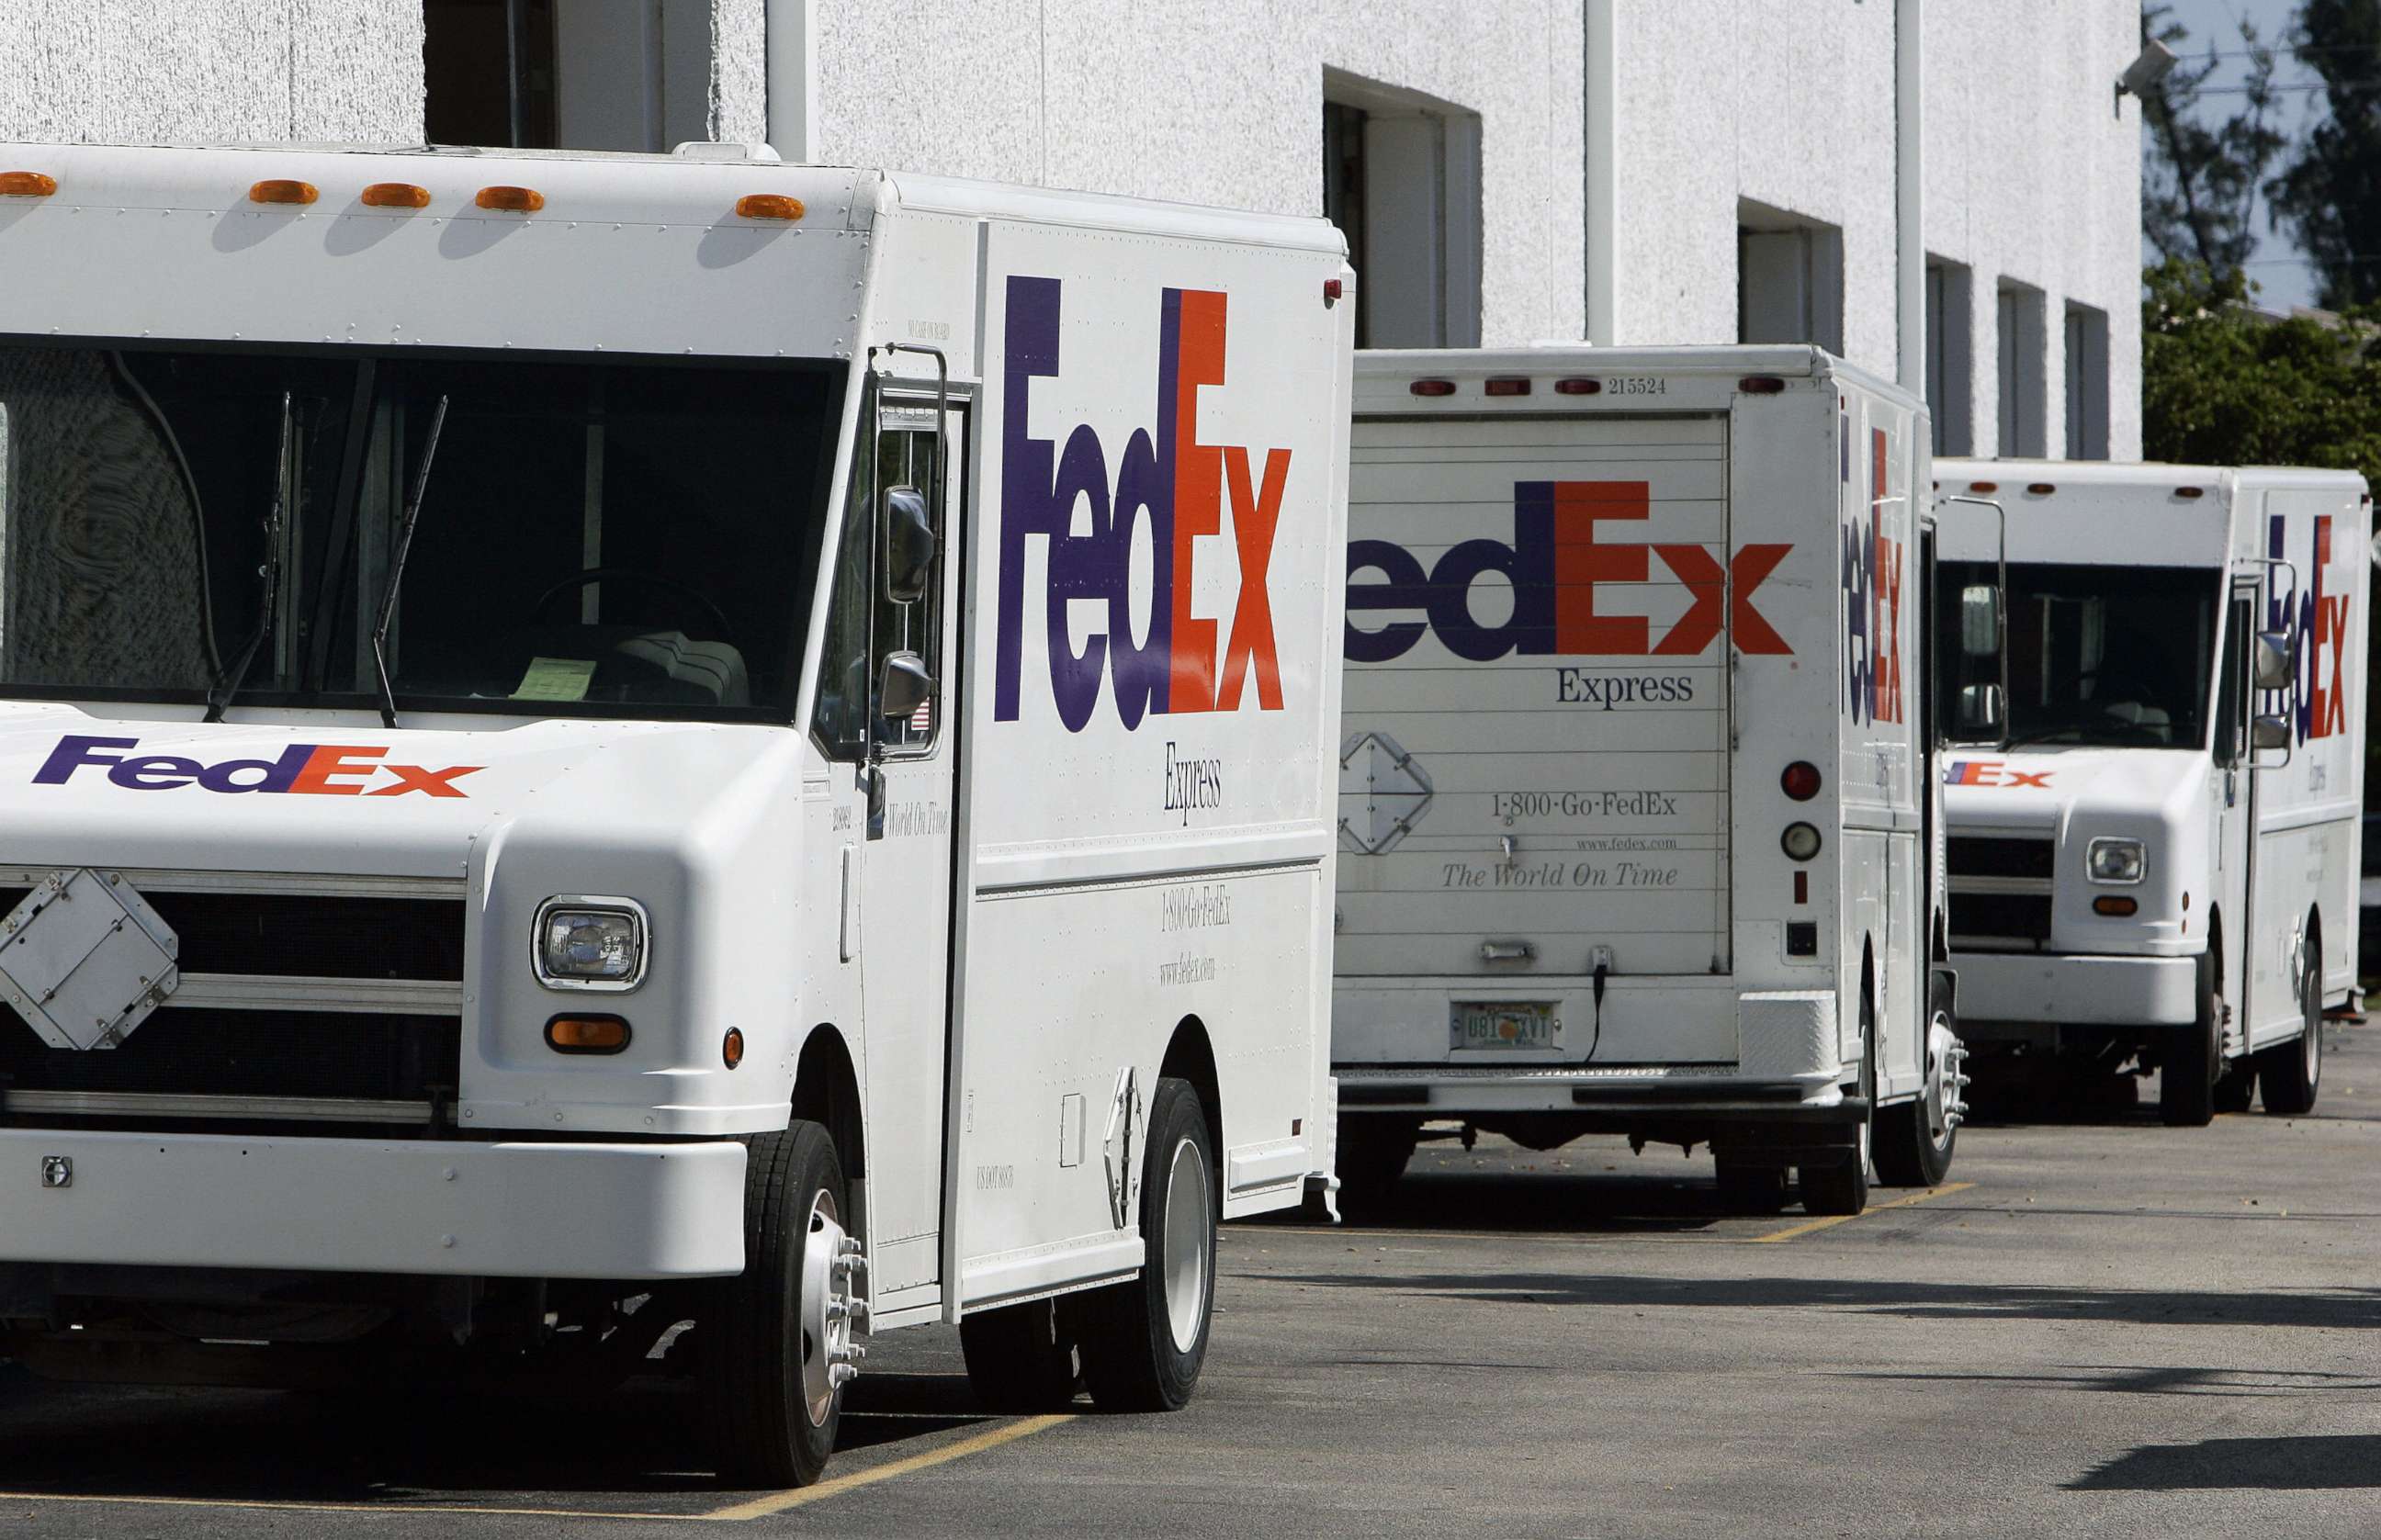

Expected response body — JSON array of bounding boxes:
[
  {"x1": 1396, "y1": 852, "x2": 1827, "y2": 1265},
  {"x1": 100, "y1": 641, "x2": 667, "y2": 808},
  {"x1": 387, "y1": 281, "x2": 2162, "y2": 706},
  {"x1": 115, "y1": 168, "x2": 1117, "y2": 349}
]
[
  {"x1": 2141, "y1": 3, "x2": 2287, "y2": 277},
  {"x1": 2268, "y1": 0, "x2": 2381, "y2": 308}
]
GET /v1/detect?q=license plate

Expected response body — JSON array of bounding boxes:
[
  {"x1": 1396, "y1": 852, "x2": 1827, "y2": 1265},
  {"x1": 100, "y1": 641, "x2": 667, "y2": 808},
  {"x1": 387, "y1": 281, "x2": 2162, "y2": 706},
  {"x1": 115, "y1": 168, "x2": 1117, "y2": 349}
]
[{"x1": 1450, "y1": 1001, "x2": 1561, "y2": 1051}]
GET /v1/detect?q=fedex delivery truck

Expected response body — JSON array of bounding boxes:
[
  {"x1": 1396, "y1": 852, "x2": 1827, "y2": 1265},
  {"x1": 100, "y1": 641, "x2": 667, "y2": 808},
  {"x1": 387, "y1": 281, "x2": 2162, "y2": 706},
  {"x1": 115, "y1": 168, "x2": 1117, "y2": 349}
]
[
  {"x1": 0, "y1": 141, "x2": 1351, "y2": 1486},
  {"x1": 1331, "y1": 346, "x2": 1964, "y2": 1218},
  {"x1": 1935, "y1": 459, "x2": 2367, "y2": 1125}
]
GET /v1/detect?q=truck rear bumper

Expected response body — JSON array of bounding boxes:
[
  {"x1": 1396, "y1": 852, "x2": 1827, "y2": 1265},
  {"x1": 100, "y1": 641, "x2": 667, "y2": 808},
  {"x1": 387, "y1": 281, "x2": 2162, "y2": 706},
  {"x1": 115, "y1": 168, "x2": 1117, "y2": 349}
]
[
  {"x1": 0, "y1": 1128, "x2": 746, "y2": 1280},
  {"x1": 1334, "y1": 1067, "x2": 1866, "y2": 1124},
  {"x1": 1952, "y1": 950, "x2": 2198, "y2": 1031}
]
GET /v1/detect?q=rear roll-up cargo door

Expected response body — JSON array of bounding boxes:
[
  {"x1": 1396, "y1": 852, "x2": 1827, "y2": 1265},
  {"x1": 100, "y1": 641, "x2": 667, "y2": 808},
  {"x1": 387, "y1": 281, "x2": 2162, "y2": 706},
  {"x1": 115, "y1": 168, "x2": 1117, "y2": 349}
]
[{"x1": 1337, "y1": 411, "x2": 1732, "y2": 977}]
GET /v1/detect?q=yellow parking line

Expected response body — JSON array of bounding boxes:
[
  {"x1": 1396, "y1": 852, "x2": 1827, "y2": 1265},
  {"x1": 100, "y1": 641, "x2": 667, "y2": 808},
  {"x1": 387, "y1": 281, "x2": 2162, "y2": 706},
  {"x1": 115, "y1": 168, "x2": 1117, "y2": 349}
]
[
  {"x1": 1752, "y1": 1181, "x2": 1975, "y2": 1243},
  {"x1": 703, "y1": 1413, "x2": 1076, "y2": 1521}
]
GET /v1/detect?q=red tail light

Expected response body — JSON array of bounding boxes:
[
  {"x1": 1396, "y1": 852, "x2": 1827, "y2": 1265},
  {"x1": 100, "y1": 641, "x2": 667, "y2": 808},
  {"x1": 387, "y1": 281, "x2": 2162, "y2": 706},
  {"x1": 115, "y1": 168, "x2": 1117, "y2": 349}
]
[
  {"x1": 1780, "y1": 761, "x2": 1822, "y2": 802},
  {"x1": 1410, "y1": 379, "x2": 1456, "y2": 398}
]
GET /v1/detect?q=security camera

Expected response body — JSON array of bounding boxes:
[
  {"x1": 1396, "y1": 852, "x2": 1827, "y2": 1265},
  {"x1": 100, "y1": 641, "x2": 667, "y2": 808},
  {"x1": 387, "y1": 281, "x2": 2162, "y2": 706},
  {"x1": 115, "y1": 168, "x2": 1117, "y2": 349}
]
[{"x1": 2116, "y1": 39, "x2": 2179, "y2": 99}]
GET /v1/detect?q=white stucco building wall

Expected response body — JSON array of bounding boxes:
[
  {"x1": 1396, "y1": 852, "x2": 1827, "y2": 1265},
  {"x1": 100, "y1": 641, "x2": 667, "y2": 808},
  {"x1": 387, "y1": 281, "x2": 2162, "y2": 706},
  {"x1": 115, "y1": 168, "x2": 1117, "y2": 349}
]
[{"x1": 1608, "y1": 0, "x2": 2141, "y2": 459}]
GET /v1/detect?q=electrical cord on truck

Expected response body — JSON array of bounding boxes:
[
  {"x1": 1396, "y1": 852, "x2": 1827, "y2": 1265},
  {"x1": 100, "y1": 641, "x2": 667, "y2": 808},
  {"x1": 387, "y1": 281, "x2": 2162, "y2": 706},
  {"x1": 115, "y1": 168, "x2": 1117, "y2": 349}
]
[{"x1": 1588, "y1": 960, "x2": 1608, "y2": 1063}]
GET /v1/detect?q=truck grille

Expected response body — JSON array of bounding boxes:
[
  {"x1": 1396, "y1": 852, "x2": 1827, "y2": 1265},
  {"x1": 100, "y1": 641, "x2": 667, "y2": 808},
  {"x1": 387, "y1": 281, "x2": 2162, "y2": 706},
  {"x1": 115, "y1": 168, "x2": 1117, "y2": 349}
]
[
  {"x1": 1947, "y1": 833, "x2": 2056, "y2": 950},
  {"x1": 1948, "y1": 892, "x2": 2053, "y2": 944},
  {"x1": 0, "y1": 873, "x2": 466, "y2": 1128},
  {"x1": 1947, "y1": 836, "x2": 2056, "y2": 881}
]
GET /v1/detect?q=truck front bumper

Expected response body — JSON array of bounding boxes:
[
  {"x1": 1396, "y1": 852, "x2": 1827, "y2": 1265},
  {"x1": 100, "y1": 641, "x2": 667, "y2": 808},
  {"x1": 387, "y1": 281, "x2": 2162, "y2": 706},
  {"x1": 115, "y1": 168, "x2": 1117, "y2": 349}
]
[
  {"x1": 0, "y1": 1129, "x2": 747, "y2": 1279},
  {"x1": 1952, "y1": 950, "x2": 2199, "y2": 1031},
  {"x1": 1335, "y1": 1067, "x2": 1868, "y2": 1125}
]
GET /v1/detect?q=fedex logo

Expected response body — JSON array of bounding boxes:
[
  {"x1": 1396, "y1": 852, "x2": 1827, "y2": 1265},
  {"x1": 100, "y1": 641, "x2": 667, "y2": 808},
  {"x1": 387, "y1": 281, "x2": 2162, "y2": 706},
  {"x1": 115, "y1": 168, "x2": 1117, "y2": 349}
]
[
  {"x1": 1944, "y1": 760, "x2": 2052, "y2": 789},
  {"x1": 1344, "y1": 481, "x2": 1791, "y2": 663},
  {"x1": 994, "y1": 275, "x2": 1288, "y2": 735},
  {"x1": 1840, "y1": 423, "x2": 1905, "y2": 726},
  {"x1": 33, "y1": 736, "x2": 482, "y2": 797},
  {"x1": 2264, "y1": 512, "x2": 2353, "y2": 745}
]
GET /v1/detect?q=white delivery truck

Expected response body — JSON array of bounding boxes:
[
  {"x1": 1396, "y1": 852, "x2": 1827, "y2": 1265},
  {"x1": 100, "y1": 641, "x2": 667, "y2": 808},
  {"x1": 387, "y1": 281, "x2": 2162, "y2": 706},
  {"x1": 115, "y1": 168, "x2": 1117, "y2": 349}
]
[
  {"x1": 1934, "y1": 459, "x2": 2367, "y2": 1125},
  {"x1": 0, "y1": 142, "x2": 1352, "y2": 1485},
  {"x1": 1332, "y1": 346, "x2": 1964, "y2": 1218}
]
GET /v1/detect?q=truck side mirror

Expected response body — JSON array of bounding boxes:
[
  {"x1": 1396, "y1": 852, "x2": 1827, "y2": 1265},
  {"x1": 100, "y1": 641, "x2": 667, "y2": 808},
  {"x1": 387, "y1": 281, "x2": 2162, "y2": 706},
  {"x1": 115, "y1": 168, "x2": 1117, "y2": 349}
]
[
  {"x1": 1958, "y1": 586, "x2": 2001, "y2": 658},
  {"x1": 2251, "y1": 714, "x2": 2292, "y2": 754},
  {"x1": 882, "y1": 485, "x2": 935, "y2": 604},
  {"x1": 2253, "y1": 631, "x2": 2294, "y2": 691},
  {"x1": 878, "y1": 649, "x2": 934, "y2": 724},
  {"x1": 1955, "y1": 681, "x2": 2006, "y2": 737}
]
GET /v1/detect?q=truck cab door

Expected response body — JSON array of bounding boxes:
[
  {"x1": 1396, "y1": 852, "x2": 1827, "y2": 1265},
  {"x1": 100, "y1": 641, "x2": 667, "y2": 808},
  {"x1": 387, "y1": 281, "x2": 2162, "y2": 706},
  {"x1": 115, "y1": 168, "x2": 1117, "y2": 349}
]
[{"x1": 2211, "y1": 582, "x2": 2258, "y2": 1056}]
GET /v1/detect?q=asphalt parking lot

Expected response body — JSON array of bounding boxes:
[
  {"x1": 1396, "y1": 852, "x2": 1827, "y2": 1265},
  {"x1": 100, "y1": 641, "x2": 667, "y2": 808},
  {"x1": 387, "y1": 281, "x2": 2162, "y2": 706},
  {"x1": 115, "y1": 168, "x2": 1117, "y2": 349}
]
[{"x1": 2, "y1": 1023, "x2": 2375, "y2": 1540}]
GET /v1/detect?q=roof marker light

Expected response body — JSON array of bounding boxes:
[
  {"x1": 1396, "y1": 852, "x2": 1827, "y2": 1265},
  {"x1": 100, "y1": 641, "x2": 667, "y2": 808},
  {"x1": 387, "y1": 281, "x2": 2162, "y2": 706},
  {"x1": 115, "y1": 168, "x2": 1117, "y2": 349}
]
[
  {"x1": 735, "y1": 193, "x2": 805, "y2": 220},
  {"x1": 2176, "y1": 486, "x2": 2206, "y2": 499},
  {"x1": 0, "y1": 172, "x2": 56, "y2": 197},
  {"x1": 361, "y1": 182, "x2": 432, "y2": 209},
  {"x1": 1410, "y1": 379, "x2": 1457, "y2": 398},
  {"x1": 475, "y1": 185, "x2": 545, "y2": 213},
  {"x1": 1323, "y1": 276, "x2": 1343, "y2": 304},
  {"x1": 1968, "y1": 480, "x2": 1999, "y2": 493},
  {"x1": 1484, "y1": 377, "x2": 1531, "y2": 397},
  {"x1": 248, "y1": 179, "x2": 319, "y2": 206},
  {"x1": 1554, "y1": 377, "x2": 1601, "y2": 395},
  {"x1": 2026, "y1": 482, "x2": 2057, "y2": 495},
  {"x1": 1738, "y1": 376, "x2": 1787, "y2": 395}
]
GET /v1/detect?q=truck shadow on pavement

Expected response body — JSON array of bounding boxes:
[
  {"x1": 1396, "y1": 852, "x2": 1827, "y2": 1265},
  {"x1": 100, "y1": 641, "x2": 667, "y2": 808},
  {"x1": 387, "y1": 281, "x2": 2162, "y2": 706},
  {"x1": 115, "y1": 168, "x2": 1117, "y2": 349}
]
[
  {"x1": 0, "y1": 1364, "x2": 990, "y2": 1503},
  {"x1": 1265, "y1": 1270, "x2": 2381, "y2": 1334},
  {"x1": 2071, "y1": 1433, "x2": 2381, "y2": 1489}
]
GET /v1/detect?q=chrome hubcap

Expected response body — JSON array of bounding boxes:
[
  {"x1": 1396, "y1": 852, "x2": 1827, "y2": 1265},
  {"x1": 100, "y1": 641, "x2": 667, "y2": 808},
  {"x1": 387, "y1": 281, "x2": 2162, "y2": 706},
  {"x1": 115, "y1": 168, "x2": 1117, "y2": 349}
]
[
  {"x1": 1160, "y1": 1136, "x2": 1211, "y2": 1354},
  {"x1": 1926, "y1": 1011, "x2": 1969, "y2": 1146},
  {"x1": 798, "y1": 1190, "x2": 869, "y2": 1426}
]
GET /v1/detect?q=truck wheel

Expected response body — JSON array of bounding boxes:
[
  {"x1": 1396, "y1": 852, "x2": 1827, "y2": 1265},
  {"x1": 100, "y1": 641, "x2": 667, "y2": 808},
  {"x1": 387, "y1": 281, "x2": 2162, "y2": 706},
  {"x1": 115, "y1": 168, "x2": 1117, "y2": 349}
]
[
  {"x1": 1801, "y1": 982, "x2": 1876, "y2": 1216},
  {"x1": 2256, "y1": 939, "x2": 2323, "y2": 1116},
  {"x1": 959, "y1": 1298, "x2": 1080, "y2": 1412},
  {"x1": 2159, "y1": 952, "x2": 2220, "y2": 1128},
  {"x1": 1335, "y1": 1114, "x2": 1420, "y2": 1212},
  {"x1": 1874, "y1": 974, "x2": 1960, "y2": 1187},
  {"x1": 1064, "y1": 1077, "x2": 1214, "y2": 1412},
  {"x1": 2212, "y1": 1062, "x2": 2256, "y2": 1114},
  {"x1": 704, "y1": 1121, "x2": 859, "y2": 1488},
  {"x1": 1713, "y1": 1160, "x2": 1789, "y2": 1215}
]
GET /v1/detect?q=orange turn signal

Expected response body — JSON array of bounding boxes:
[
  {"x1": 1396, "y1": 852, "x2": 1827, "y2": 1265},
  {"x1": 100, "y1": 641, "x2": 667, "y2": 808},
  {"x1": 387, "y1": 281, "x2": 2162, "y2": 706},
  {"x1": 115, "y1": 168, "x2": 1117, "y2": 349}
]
[
  {"x1": 0, "y1": 171, "x2": 56, "y2": 197},
  {"x1": 722, "y1": 1027, "x2": 745, "y2": 1070},
  {"x1": 362, "y1": 182, "x2": 432, "y2": 209},
  {"x1": 475, "y1": 185, "x2": 545, "y2": 213},
  {"x1": 735, "y1": 193, "x2": 805, "y2": 220},
  {"x1": 2093, "y1": 896, "x2": 2138, "y2": 917},
  {"x1": 1968, "y1": 480, "x2": 1999, "y2": 494},
  {"x1": 547, "y1": 1015, "x2": 631, "y2": 1054},
  {"x1": 249, "y1": 179, "x2": 319, "y2": 206}
]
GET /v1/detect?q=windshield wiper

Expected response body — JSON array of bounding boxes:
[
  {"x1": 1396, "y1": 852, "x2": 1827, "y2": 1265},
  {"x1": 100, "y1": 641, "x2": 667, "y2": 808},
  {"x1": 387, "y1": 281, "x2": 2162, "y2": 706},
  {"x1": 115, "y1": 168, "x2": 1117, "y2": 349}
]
[
  {"x1": 203, "y1": 392, "x2": 293, "y2": 724},
  {"x1": 369, "y1": 396, "x2": 450, "y2": 729}
]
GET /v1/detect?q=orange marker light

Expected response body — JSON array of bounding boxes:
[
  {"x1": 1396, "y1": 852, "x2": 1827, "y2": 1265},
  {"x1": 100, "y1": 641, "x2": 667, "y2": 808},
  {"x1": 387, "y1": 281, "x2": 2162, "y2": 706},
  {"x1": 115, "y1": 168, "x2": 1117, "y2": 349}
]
[
  {"x1": 475, "y1": 185, "x2": 545, "y2": 213},
  {"x1": 1738, "y1": 376, "x2": 1787, "y2": 395},
  {"x1": 2093, "y1": 895, "x2": 2138, "y2": 917},
  {"x1": 722, "y1": 1027, "x2": 746, "y2": 1070},
  {"x1": 362, "y1": 182, "x2": 432, "y2": 209},
  {"x1": 2177, "y1": 486, "x2": 2206, "y2": 499},
  {"x1": 546, "y1": 1015, "x2": 631, "y2": 1053},
  {"x1": 2026, "y1": 482, "x2": 2057, "y2": 495},
  {"x1": 249, "y1": 179, "x2": 319, "y2": 206},
  {"x1": 1968, "y1": 480, "x2": 1999, "y2": 494},
  {"x1": 0, "y1": 172, "x2": 56, "y2": 197},
  {"x1": 735, "y1": 193, "x2": 805, "y2": 220}
]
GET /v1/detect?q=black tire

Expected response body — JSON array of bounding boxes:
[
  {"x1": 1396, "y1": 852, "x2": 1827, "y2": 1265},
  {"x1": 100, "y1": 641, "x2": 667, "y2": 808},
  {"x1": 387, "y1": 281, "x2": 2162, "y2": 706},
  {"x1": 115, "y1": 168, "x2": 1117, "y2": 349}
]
[
  {"x1": 1713, "y1": 1160, "x2": 1789, "y2": 1215},
  {"x1": 703, "y1": 1121, "x2": 851, "y2": 1488},
  {"x1": 1798, "y1": 1150, "x2": 1868, "y2": 1216},
  {"x1": 959, "y1": 1299, "x2": 1080, "y2": 1412},
  {"x1": 2160, "y1": 951, "x2": 2220, "y2": 1128},
  {"x1": 1334, "y1": 1114, "x2": 1420, "y2": 1212},
  {"x1": 2213, "y1": 1062, "x2": 2256, "y2": 1114},
  {"x1": 2257, "y1": 936, "x2": 2323, "y2": 1116},
  {"x1": 1063, "y1": 1078, "x2": 1215, "y2": 1413},
  {"x1": 1875, "y1": 972, "x2": 1958, "y2": 1187}
]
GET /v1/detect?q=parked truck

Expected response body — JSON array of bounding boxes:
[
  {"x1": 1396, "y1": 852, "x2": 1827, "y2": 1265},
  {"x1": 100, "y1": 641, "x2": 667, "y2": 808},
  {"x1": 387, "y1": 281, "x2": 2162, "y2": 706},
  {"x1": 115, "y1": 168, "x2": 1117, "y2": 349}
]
[
  {"x1": 1935, "y1": 459, "x2": 2368, "y2": 1125},
  {"x1": 1331, "y1": 345, "x2": 1964, "y2": 1218},
  {"x1": 0, "y1": 141, "x2": 1352, "y2": 1485}
]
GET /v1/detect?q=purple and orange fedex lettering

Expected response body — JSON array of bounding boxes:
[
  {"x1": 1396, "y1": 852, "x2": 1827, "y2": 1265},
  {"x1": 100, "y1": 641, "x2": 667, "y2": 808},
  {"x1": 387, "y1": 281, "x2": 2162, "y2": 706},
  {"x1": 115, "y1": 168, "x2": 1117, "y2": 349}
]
[
  {"x1": 1944, "y1": 760, "x2": 2052, "y2": 789},
  {"x1": 1344, "y1": 480, "x2": 1792, "y2": 664},
  {"x1": 992, "y1": 275, "x2": 1290, "y2": 734},
  {"x1": 1841, "y1": 426, "x2": 1905, "y2": 726},
  {"x1": 32, "y1": 736, "x2": 481, "y2": 798}
]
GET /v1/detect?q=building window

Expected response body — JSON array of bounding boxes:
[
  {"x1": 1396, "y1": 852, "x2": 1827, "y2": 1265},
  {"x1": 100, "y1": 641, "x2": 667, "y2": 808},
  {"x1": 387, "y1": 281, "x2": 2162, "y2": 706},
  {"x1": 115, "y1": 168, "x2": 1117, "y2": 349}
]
[
  {"x1": 1924, "y1": 257, "x2": 1973, "y2": 455},
  {"x1": 1996, "y1": 280, "x2": 2046, "y2": 457},
  {"x1": 427, "y1": 0, "x2": 711, "y2": 153},
  {"x1": 1736, "y1": 202, "x2": 1845, "y2": 355},
  {"x1": 1321, "y1": 73, "x2": 1482, "y2": 349},
  {"x1": 2064, "y1": 302, "x2": 2110, "y2": 460},
  {"x1": 425, "y1": 0, "x2": 558, "y2": 149}
]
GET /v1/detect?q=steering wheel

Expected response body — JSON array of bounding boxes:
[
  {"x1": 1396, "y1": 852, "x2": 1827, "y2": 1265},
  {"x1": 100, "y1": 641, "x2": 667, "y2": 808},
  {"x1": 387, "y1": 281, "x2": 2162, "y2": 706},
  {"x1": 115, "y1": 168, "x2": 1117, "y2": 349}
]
[{"x1": 532, "y1": 568, "x2": 736, "y2": 643}]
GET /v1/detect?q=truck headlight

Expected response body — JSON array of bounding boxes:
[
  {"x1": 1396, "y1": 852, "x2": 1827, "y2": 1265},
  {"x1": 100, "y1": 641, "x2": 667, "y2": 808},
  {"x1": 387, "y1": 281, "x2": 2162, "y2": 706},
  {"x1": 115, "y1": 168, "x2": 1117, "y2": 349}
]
[
  {"x1": 535, "y1": 897, "x2": 649, "y2": 990},
  {"x1": 2085, "y1": 838, "x2": 2146, "y2": 885}
]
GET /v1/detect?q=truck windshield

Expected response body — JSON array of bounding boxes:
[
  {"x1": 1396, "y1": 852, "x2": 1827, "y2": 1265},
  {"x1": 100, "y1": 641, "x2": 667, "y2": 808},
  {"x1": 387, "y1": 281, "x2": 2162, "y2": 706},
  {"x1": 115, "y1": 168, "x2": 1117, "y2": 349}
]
[
  {"x1": 1938, "y1": 560, "x2": 2218, "y2": 749},
  {"x1": 0, "y1": 343, "x2": 840, "y2": 721}
]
